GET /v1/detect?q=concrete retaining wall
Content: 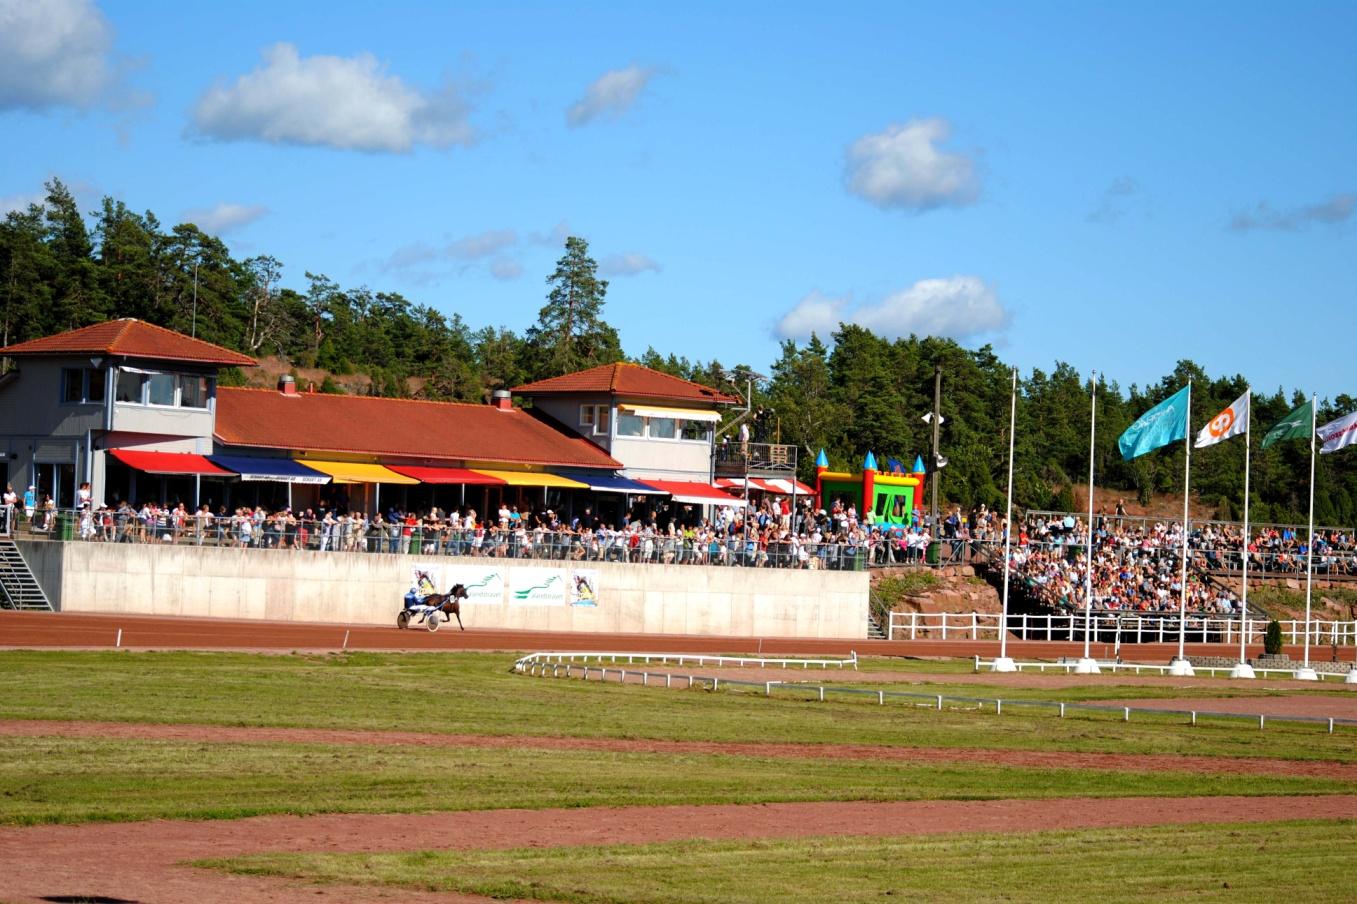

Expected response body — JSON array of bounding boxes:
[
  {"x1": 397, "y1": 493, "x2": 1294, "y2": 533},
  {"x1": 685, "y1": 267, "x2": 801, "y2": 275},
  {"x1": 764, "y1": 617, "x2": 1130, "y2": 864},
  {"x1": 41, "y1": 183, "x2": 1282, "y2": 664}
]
[{"x1": 17, "y1": 541, "x2": 868, "y2": 639}]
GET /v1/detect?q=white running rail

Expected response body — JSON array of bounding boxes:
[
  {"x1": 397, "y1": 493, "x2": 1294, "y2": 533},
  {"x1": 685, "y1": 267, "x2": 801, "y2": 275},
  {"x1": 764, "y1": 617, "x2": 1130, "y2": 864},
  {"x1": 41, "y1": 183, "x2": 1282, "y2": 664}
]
[
  {"x1": 514, "y1": 650, "x2": 858, "y2": 672},
  {"x1": 888, "y1": 610, "x2": 1357, "y2": 646}
]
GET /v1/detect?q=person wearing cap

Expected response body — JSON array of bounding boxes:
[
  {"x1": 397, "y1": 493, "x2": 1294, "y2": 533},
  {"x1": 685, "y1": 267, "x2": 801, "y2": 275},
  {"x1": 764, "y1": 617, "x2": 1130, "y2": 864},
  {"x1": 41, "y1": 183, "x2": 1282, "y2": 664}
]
[{"x1": 23, "y1": 485, "x2": 36, "y2": 521}]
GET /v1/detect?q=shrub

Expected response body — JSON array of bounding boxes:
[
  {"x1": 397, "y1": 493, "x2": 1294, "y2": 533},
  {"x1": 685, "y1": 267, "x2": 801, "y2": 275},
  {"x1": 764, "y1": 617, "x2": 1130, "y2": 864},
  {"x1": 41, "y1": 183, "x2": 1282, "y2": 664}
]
[{"x1": 1264, "y1": 619, "x2": 1283, "y2": 655}]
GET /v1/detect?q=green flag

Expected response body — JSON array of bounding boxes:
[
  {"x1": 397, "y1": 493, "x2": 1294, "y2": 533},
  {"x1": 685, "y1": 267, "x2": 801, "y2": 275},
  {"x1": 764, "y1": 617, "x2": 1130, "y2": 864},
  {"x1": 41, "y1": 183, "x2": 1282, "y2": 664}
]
[{"x1": 1261, "y1": 399, "x2": 1314, "y2": 449}]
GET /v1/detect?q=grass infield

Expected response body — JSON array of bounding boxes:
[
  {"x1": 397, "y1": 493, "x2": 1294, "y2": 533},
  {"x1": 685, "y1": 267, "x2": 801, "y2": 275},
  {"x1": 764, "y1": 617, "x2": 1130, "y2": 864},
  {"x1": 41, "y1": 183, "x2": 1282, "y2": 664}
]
[
  {"x1": 2, "y1": 735, "x2": 1349, "y2": 825},
  {"x1": 1, "y1": 651, "x2": 1354, "y2": 761},
  {"x1": 202, "y1": 818, "x2": 1357, "y2": 903}
]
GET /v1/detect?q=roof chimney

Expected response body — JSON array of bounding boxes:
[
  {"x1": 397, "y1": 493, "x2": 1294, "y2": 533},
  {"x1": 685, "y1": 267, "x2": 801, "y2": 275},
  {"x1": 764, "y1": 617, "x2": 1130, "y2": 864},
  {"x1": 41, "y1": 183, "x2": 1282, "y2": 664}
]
[
  {"x1": 278, "y1": 374, "x2": 298, "y2": 396},
  {"x1": 492, "y1": 389, "x2": 512, "y2": 411}
]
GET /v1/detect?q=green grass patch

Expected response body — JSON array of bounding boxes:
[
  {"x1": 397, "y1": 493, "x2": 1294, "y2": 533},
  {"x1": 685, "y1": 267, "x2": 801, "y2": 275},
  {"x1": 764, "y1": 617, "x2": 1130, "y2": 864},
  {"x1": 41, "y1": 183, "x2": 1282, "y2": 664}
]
[
  {"x1": 5, "y1": 735, "x2": 1347, "y2": 826},
  {"x1": 203, "y1": 819, "x2": 1357, "y2": 903},
  {"x1": 2, "y1": 651, "x2": 1355, "y2": 763}
]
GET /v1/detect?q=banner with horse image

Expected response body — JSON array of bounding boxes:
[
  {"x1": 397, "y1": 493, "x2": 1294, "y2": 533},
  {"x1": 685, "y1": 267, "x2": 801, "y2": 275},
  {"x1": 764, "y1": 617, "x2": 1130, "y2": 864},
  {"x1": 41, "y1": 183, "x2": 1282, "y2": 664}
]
[
  {"x1": 410, "y1": 565, "x2": 441, "y2": 599},
  {"x1": 569, "y1": 569, "x2": 599, "y2": 607},
  {"x1": 442, "y1": 566, "x2": 505, "y2": 605},
  {"x1": 509, "y1": 569, "x2": 568, "y2": 606}
]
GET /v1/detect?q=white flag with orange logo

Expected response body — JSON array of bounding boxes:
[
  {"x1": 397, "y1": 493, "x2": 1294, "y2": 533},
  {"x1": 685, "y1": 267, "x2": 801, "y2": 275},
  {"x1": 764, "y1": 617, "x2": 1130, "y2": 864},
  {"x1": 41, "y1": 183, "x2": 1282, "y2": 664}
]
[{"x1": 1195, "y1": 391, "x2": 1249, "y2": 449}]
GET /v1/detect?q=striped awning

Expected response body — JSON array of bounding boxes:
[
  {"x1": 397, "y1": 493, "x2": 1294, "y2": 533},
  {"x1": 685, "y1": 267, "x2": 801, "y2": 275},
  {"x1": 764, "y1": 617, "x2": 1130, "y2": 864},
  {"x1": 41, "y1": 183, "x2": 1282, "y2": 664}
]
[
  {"x1": 471, "y1": 469, "x2": 589, "y2": 489},
  {"x1": 619, "y1": 404, "x2": 721, "y2": 423},
  {"x1": 298, "y1": 460, "x2": 419, "y2": 485}
]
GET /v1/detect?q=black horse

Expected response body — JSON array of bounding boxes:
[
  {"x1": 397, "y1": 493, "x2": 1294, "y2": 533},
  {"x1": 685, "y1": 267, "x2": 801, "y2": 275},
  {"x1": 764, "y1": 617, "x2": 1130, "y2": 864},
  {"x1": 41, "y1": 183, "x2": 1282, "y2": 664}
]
[{"x1": 419, "y1": 583, "x2": 468, "y2": 631}]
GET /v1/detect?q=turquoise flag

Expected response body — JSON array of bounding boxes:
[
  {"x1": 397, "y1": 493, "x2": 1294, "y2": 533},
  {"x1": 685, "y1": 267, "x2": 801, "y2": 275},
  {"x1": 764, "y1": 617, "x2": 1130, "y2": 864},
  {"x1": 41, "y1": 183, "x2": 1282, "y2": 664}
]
[{"x1": 1119, "y1": 385, "x2": 1190, "y2": 460}]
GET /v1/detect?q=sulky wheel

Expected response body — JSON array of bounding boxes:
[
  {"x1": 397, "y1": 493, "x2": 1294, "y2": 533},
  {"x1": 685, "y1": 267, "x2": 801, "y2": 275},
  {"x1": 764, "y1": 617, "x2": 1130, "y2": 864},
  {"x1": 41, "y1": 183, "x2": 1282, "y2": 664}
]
[
  {"x1": 426, "y1": 612, "x2": 441, "y2": 632},
  {"x1": 397, "y1": 610, "x2": 410, "y2": 629}
]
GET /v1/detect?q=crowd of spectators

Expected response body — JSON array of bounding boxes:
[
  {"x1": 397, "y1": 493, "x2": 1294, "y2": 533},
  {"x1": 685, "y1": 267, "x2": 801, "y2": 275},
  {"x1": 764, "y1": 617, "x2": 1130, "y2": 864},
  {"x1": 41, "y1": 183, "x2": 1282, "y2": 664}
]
[
  {"x1": 21, "y1": 493, "x2": 892, "y2": 571},
  {"x1": 7, "y1": 480, "x2": 1353, "y2": 589}
]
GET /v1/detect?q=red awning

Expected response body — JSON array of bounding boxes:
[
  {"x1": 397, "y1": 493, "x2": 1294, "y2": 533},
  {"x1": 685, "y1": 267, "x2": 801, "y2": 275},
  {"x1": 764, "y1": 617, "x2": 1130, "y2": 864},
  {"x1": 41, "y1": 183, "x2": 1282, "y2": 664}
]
[
  {"x1": 640, "y1": 479, "x2": 748, "y2": 507},
  {"x1": 387, "y1": 466, "x2": 507, "y2": 485},
  {"x1": 110, "y1": 449, "x2": 232, "y2": 476}
]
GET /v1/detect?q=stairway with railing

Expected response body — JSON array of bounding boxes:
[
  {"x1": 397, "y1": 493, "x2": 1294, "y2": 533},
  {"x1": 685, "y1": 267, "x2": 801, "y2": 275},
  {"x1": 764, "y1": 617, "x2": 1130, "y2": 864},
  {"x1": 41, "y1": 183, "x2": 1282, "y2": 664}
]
[{"x1": 0, "y1": 539, "x2": 52, "y2": 611}]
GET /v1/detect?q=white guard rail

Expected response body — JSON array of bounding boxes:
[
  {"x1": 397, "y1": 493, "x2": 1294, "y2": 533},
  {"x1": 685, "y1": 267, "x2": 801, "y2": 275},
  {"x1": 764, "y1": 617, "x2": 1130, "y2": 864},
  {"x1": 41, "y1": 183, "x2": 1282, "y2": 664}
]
[
  {"x1": 515, "y1": 650, "x2": 858, "y2": 672},
  {"x1": 887, "y1": 611, "x2": 1357, "y2": 646}
]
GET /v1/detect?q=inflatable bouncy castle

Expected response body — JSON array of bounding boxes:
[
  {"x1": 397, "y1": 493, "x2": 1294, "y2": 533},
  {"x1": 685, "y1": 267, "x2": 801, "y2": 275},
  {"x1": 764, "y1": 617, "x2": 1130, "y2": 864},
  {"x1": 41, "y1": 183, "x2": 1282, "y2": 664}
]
[{"x1": 814, "y1": 450, "x2": 926, "y2": 528}]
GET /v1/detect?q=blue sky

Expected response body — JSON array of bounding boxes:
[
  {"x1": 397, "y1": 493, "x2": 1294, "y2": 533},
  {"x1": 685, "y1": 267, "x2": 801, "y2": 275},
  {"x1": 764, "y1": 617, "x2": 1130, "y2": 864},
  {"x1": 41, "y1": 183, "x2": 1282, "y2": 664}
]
[{"x1": 2, "y1": 1, "x2": 1354, "y2": 398}]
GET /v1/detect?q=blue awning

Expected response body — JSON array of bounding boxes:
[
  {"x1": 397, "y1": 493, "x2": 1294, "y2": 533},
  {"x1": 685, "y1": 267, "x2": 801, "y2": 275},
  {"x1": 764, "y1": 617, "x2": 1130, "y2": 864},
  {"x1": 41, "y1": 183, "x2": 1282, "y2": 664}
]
[
  {"x1": 208, "y1": 454, "x2": 331, "y2": 484},
  {"x1": 553, "y1": 469, "x2": 667, "y2": 494}
]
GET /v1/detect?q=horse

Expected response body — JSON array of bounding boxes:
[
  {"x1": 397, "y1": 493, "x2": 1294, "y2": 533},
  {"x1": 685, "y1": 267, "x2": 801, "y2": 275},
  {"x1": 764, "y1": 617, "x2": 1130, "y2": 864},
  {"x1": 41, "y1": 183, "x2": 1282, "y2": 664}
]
[{"x1": 418, "y1": 583, "x2": 468, "y2": 631}]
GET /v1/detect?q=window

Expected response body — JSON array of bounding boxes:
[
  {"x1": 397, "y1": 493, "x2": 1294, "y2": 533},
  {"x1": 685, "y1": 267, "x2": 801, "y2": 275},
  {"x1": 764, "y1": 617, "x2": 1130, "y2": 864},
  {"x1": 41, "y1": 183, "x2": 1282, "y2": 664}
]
[
  {"x1": 179, "y1": 375, "x2": 209, "y2": 408},
  {"x1": 648, "y1": 416, "x2": 677, "y2": 439},
  {"x1": 681, "y1": 420, "x2": 711, "y2": 442},
  {"x1": 594, "y1": 405, "x2": 610, "y2": 436},
  {"x1": 147, "y1": 373, "x2": 176, "y2": 406},
  {"x1": 115, "y1": 370, "x2": 144, "y2": 404},
  {"x1": 617, "y1": 411, "x2": 643, "y2": 437},
  {"x1": 579, "y1": 405, "x2": 594, "y2": 428},
  {"x1": 87, "y1": 370, "x2": 105, "y2": 402},
  {"x1": 62, "y1": 368, "x2": 84, "y2": 403}
]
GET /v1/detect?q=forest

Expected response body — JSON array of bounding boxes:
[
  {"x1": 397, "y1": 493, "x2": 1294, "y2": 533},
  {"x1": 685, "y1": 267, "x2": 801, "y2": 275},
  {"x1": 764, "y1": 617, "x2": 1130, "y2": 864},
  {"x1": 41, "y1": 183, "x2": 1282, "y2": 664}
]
[{"x1": 3, "y1": 179, "x2": 1355, "y2": 525}]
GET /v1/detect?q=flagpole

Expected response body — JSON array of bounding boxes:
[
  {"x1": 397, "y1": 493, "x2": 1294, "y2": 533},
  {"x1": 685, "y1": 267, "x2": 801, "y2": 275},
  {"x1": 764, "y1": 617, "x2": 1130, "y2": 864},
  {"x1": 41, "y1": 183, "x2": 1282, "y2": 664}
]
[
  {"x1": 1077, "y1": 372, "x2": 1099, "y2": 674},
  {"x1": 1299, "y1": 394, "x2": 1318, "y2": 678},
  {"x1": 1171, "y1": 380, "x2": 1194, "y2": 675},
  {"x1": 1233, "y1": 389, "x2": 1255, "y2": 678},
  {"x1": 993, "y1": 367, "x2": 1018, "y2": 672}
]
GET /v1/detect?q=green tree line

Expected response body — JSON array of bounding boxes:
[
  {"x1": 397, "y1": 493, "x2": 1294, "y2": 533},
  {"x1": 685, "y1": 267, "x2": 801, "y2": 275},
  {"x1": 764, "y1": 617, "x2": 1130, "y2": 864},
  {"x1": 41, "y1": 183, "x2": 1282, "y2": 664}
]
[{"x1": 3, "y1": 180, "x2": 1354, "y2": 524}]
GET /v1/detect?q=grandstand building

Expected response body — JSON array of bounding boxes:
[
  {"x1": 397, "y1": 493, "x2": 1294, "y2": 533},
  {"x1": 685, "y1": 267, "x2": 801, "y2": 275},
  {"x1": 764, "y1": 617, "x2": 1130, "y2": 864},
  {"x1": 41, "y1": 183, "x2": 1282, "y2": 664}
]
[{"x1": 0, "y1": 320, "x2": 743, "y2": 521}]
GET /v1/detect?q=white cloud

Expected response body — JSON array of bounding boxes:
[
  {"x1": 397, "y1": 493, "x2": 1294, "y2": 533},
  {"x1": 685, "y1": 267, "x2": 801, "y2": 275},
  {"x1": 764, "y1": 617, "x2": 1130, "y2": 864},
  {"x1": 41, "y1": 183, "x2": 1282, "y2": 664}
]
[
  {"x1": 0, "y1": 189, "x2": 47, "y2": 216},
  {"x1": 775, "y1": 277, "x2": 1008, "y2": 342},
  {"x1": 1086, "y1": 176, "x2": 1140, "y2": 224},
  {"x1": 844, "y1": 118, "x2": 979, "y2": 211},
  {"x1": 191, "y1": 43, "x2": 475, "y2": 152},
  {"x1": 529, "y1": 220, "x2": 571, "y2": 246},
  {"x1": 379, "y1": 228, "x2": 521, "y2": 278},
  {"x1": 1230, "y1": 193, "x2": 1355, "y2": 231},
  {"x1": 490, "y1": 259, "x2": 523, "y2": 280},
  {"x1": 774, "y1": 290, "x2": 851, "y2": 341},
  {"x1": 601, "y1": 252, "x2": 661, "y2": 276},
  {"x1": 181, "y1": 202, "x2": 268, "y2": 235},
  {"x1": 448, "y1": 228, "x2": 517, "y2": 259},
  {"x1": 0, "y1": 0, "x2": 114, "y2": 110},
  {"x1": 566, "y1": 65, "x2": 656, "y2": 127}
]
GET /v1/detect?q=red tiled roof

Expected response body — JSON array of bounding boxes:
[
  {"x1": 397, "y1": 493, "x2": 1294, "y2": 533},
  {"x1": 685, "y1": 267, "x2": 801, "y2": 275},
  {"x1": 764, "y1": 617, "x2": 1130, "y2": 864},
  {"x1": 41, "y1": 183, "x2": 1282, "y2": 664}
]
[
  {"x1": 512, "y1": 362, "x2": 736, "y2": 404},
  {"x1": 0, "y1": 319, "x2": 256, "y2": 366},
  {"x1": 214, "y1": 388, "x2": 621, "y2": 469}
]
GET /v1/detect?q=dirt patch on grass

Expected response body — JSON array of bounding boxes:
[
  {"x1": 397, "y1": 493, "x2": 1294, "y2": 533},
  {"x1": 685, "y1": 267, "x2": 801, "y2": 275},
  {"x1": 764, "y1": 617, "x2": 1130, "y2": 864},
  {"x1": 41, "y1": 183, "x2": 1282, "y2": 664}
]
[
  {"x1": 0, "y1": 795, "x2": 1352, "y2": 904},
  {"x1": 5, "y1": 718, "x2": 1357, "y2": 781}
]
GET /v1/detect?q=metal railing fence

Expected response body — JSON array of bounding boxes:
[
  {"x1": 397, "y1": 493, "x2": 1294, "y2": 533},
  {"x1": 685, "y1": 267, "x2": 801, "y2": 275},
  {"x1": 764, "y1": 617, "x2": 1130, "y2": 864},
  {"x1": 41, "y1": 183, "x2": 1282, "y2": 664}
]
[
  {"x1": 8, "y1": 506, "x2": 875, "y2": 571},
  {"x1": 887, "y1": 610, "x2": 1357, "y2": 646}
]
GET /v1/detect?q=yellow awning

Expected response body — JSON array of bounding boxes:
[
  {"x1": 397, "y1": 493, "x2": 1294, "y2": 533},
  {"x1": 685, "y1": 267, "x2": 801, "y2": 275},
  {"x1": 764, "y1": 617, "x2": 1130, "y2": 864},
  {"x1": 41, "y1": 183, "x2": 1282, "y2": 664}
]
[
  {"x1": 471, "y1": 469, "x2": 589, "y2": 488},
  {"x1": 300, "y1": 460, "x2": 420, "y2": 485},
  {"x1": 619, "y1": 404, "x2": 721, "y2": 423}
]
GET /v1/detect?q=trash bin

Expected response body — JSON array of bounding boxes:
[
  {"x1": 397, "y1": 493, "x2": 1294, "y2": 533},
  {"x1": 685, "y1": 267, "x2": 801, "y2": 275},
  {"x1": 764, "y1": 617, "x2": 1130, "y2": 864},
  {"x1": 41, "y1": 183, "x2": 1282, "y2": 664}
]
[
  {"x1": 925, "y1": 541, "x2": 941, "y2": 566},
  {"x1": 58, "y1": 511, "x2": 76, "y2": 541}
]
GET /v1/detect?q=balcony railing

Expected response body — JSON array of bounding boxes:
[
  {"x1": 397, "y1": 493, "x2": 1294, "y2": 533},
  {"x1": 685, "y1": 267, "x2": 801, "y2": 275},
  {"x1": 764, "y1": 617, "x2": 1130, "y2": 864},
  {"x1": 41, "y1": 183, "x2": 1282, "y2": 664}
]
[{"x1": 713, "y1": 441, "x2": 797, "y2": 478}]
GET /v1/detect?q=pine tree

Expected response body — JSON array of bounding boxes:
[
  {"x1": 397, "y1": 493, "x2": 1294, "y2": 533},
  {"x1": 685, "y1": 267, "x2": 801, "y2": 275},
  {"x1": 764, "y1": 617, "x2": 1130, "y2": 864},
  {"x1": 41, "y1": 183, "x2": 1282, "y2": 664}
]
[{"x1": 525, "y1": 236, "x2": 621, "y2": 379}]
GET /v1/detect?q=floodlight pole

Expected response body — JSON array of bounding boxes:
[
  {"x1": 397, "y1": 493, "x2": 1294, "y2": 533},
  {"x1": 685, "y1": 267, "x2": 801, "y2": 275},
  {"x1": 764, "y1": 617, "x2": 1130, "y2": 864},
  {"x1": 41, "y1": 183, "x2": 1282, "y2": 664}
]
[
  {"x1": 992, "y1": 368, "x2": 1018, "y2": 672},
  {"x1": 1077, "y1": 372, "x2": 1098, "y2": 672},
  {"x1": 930, "y1": 365, "x2": 941, "y2": 528}
]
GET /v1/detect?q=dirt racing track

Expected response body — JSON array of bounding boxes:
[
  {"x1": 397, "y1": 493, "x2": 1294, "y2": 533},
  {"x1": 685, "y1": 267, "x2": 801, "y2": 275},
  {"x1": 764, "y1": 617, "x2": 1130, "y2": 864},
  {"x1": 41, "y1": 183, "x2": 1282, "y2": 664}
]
[{"x1": 4, "y1": 610, "x2": 1349, "y2": 665}]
